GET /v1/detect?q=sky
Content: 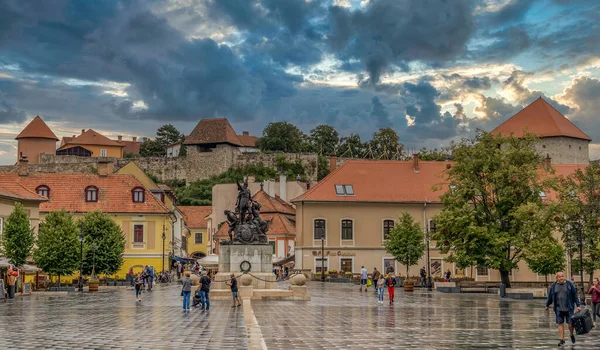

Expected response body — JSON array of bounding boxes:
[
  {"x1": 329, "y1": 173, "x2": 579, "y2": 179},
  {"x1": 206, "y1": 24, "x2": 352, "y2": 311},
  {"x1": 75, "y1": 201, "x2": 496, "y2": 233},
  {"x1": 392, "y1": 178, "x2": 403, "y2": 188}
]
[{"x1": 0, "y1": 0, "x2": 599, "y2": 165}]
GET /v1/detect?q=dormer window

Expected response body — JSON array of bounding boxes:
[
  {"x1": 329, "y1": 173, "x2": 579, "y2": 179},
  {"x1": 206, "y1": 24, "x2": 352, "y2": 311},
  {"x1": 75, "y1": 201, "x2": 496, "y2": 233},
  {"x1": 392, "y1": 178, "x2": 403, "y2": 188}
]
[
  {"x1": 132, "y1": 187, "x2": 145, "y2": 203},
  {"x1": 36, "y1": 185, "x2": 50, "y2": 198},
  {"x1": 85, "y1": 186, "x2": 98, "y2": 202},
  {"x1": 335, "y1": 184, "x2": 354, "y2": 196}
]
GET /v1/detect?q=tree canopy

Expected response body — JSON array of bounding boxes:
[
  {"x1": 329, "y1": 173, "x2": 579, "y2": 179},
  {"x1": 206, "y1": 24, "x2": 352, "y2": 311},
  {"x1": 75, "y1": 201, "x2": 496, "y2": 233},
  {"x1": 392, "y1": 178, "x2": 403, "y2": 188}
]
[
  {"x1": 34, "y1": 210, "x2": 80, "y2": 282},
  {"x1": 2, "y1": 202, "x2": 34, "y2": 266},
  {"x1": 309, "y1": 125, "x2": 339, "y2": 156},
  {"x1": 79, "y1": 211, "x2": 126, "y2": 275},
  {"x1": 337, "y1": 133, "x2": 366, "y2": 158},
  {"x1": 256, "y1": 122, "x2": 307, "y2": 153},
  {"x1": 523, "y1": 235, "x2": 565, "y2": 286},
  {"x1": 368, "y1": 128, "x2": 403, "y2": 160},
  {"x1": 384, "y1": 212, "x2": 425, "y2": 278},
  {"x1": 140, "y1": 124, "x2": 185, "y2": 157}
]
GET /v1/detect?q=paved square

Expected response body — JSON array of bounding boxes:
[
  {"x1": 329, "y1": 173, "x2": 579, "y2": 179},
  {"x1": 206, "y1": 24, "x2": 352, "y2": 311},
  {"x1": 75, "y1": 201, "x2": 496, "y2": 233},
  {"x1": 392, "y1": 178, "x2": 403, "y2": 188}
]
[{"x1": 0, "y1": 282, "x2": 597, "y2": 349}]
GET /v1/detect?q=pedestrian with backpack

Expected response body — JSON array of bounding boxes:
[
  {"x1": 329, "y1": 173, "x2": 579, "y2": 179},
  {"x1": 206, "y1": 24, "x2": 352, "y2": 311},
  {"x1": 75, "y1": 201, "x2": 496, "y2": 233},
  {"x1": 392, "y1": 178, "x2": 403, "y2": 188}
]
[{"x1": 546, "y1": 272, "x2": 581, "y2": 347}]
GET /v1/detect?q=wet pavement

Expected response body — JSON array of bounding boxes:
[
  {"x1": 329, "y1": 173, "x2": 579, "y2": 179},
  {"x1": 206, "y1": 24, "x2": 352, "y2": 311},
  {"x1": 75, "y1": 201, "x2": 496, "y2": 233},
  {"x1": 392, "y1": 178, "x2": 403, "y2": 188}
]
[{"x1": 0, "y1": 282, "x2": 598, "y2": 349}]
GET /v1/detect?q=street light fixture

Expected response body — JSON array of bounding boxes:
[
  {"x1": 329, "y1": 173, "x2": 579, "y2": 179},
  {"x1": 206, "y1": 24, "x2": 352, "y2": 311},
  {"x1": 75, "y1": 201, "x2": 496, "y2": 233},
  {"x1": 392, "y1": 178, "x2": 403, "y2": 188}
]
[
  {"x1": 426, "y1": 221, "x2": 436, "y2": 291},
  {"x1": 78, "y1": 232, "x2": 84, "y2": 292},
  {"x1": 321, "y1": 233, "x2": 325, "y2": 282}
]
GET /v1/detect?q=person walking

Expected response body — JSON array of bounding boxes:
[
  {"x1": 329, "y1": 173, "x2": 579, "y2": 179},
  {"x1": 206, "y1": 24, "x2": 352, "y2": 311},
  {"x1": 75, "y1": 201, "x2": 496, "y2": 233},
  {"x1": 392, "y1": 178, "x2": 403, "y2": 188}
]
[
  {"x1": 181, "y1": 271, "x2": 192, "y2": 311},
  {"x1": 546, "y1": 272, "x2": 581, "y2": 347},
  {"x1": 147, "y1": 265, "x2": 155, "y2": 291},
  {"x1": 226, "y1": 273, "x2": 241, "y2": 308},
  {"x1": 444, "y1": 269, "x2": 451, "y2": 282},
  {"x1": 377, "y1": 276, "x2": 386, "y2": 304},
  {"x1": 7, "y1": 267, "x2": 18, "y2": 299},
  {"x1": 175, "y1": 261, "x2": 182, "y2": 280},
  {"x1": 420, "y1": 267, "x2": 427, "y2": 288},
  {"x1": 372, "y1": 267, "x2": 381, "y2": 294},
  {"x1": 134, "y1": 273, "x2": 143, "y2": 302},
  {"x1": 588, "y1": 277, "x2": 600, "y2": 323},
  {"x1": 359, "y1": 266, "x2": 368, "y2": 292},
  {"x1": 199, "y1": 270, "x2": 211, "y2": 311},
  {"x1": 385, "y1": 274, "x2": 396, "y2": 305}
]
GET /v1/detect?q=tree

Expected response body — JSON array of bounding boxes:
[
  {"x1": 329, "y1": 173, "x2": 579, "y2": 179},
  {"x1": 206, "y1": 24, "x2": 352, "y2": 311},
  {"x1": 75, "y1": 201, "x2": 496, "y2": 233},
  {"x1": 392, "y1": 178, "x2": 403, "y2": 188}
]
[
  {"x1": 2, "y1": 202, "x2": 34, "y2": 266},
  {"x1": 524, "y1": 235, "x2": 565, "y2": 287},
  {"x1": 139, "y1": 138, "x2": 163, "y2": 157},
  {"x1": 309, "y1": 125, "x2": 339, "y2": 156},
  {"x1": 34, "y1": 210, "x2": 80, "y2": 286},
  {"x1": 317, "y1": 155, "x2": 330, "y2": 181},
  {"x1": 79, "y1": 211, "x2": 126, "y2": 275},
  {"x1": 418, "y1": 146, "x2": 453, "y2": 161},
  {"x1": 256, "y1": 122, "x2": 307, "y2": 153},
  {"x1": 337, "y1": 134, "x2": 366, "y2": 158},
  {"x1": 433, "y1": 132, "x2": 553, "y2": 288},
  {"x1": 369, "y1": 128, "x2": 403, "y2": 160},
  {"x1": 139, "y1": 124, "x2": 184, "y2": 157},
  {"x1": 384, "y1": 213, "x2": 426, "y2": 279},
  {"x1": 555, "y1": 163, "x2": 600, "y2": 289}
]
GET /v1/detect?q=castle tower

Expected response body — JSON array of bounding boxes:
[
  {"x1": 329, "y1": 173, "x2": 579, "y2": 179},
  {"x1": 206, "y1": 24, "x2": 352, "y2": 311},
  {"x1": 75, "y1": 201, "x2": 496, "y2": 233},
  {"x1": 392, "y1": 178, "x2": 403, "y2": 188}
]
[
  {"x1": 15, "y1": 116, "x2": 59, "y2": 164},
  {"x1": 491, "y1": 97, "x2": 591, "y2": 164}
]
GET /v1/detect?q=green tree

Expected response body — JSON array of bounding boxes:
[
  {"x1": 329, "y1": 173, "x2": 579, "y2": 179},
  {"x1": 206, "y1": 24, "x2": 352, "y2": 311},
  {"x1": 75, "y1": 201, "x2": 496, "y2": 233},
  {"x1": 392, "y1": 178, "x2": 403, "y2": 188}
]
[
  {"x1": 139, "y1": 138, "x2": 163, "y2": 157},
  {"x1": 256, "y1": 122, "x2": 307, "y2": 153},
  {"x1": 309, "y1": 125, "x2": 339, "y2": 156},
  {"x1": 369, "y1": 128, "x2": 403, "y2": 160},
  {"x1": 34, "y1": 210, "x2": 80, "y2": 286},
  {"x1": 2, "y1": 202, "x2": 34, "y2": 266},
  {"x1": 418, "y1": 146, "x2": 453, "y2": 161},
  {"x1": 79, "y1": 211, "x2": 126, "y2": 275},
  {"x1": 433, "y1": 132, "x2": 553, "y2": 288},
  {"x1": 337, "y1": 134, "x2": 366, "y2": 158},
  {"x1": 384, "y1": 213, "x2": 426, "y2": 278},
  {"x1": 139, "y1": 124, "x2": 184, "y2": 157},
  {"x1": 317, "y1": 155, "x2": 330, "y2": 181},
  {"x1": 555, "y1": 163, "x2": 600, "y2": 289},
  {"x1": 523, "y1": 235, "x2": 565, "y2": 287}
]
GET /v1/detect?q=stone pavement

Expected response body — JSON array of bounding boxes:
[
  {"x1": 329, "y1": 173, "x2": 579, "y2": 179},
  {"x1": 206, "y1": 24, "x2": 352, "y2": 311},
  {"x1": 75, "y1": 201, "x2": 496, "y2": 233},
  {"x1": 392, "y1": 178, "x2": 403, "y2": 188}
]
[{"x1": 0, "y1": 281, "x2": 598, "y2": 349}]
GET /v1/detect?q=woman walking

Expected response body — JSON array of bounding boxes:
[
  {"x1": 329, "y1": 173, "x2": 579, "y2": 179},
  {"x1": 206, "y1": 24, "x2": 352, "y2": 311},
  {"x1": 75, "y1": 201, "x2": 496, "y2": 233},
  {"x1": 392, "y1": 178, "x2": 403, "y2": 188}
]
[
  {"x1": 377, "y1": 276, "x2": 386, "y2": 305},
  {"x1": 588, "y1": 277, "x2": 600, "y2": 322},
  {"x1": 134, "y1": 273, "x2": 143, "y2": 302},
  {"x1": 181, "y1": 271, "x2": 192, "y2": 311},
  {"x1": 385, "y1": 274, "x2": 396, "y2": 305}
]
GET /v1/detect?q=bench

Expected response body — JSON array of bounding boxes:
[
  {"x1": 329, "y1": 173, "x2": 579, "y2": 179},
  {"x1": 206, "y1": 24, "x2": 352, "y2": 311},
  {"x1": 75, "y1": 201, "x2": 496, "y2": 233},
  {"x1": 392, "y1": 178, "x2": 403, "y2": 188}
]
[{"x1": 460, "y1": 283, "x2": 489, "y2": 293}]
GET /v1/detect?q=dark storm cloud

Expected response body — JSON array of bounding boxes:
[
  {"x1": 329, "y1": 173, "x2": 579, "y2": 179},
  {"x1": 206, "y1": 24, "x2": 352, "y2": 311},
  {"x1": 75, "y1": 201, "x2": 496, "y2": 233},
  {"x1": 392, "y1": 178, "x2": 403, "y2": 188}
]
[
  {"x1": 329, "y1": 0, "x2": 475, "y2": 84},
  {"x1": 0, "y1": 99, "x2": 26, "y2": 123},
  {"x1": 370, "y1": 96, "x2": 391, "y2": 128}
]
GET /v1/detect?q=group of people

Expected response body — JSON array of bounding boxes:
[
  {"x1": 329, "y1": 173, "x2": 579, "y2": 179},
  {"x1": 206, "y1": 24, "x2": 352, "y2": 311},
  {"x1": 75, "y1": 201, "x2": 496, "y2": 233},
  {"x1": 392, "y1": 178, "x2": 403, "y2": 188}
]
[
  {"x1": 359, "y1": 266, "x2": 397, "y2": 304},
  {"x1": 179, "y1": 270, "x2": 241, "y2": 311}
]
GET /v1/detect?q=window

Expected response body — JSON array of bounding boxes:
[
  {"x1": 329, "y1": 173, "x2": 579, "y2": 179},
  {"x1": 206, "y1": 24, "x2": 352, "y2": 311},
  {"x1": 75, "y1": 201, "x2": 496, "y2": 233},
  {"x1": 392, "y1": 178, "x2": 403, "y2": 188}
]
[
  {"x1": 569, "y1": 145, "x2": 571, "y2": 149},
  {"x1": 539, "y1": 191, "x2": 547, "y2": 199},
  {"x1": 383, "y1": 220, "x2": 394, "y2": 240},
  {"x1": 133, "y1": 224, "x2": 144, "y2": 243},
  {"x1": 0, "y1": 217, "x2": 3, "y2": 236},
  {"x1": 341, "y1": 219, "x2": 353, "y2": 240},
  {"x1": 100, "y1": 149, "x2": 107, "y2": 157},
  {"x1": 269, "y1": 241, "x2": 275, "y2": 254},
  {"x1": 156, "y1": 192, "x2": 165, "y2": 203},
  {"x1": 340, "y1": 258, "x2": 353, "y2": 273},
  {"x1": 334, "y1": 184, "x2": 354, "y2": 196},
  {"x1": 542, "y1": 145, "x2": 546, "y2": 149},
  {"x1": 315, "y1": 258, "x2": 328, "y2": 273},
  {"x1": 579, "y1": 146, "x2": 582, "y2": 150},
  {"x1": 132, "y1": 187, "x2": 145, "y2": 203},
  {"x1": 85, "y1": 186, "x2": 98, "y2": 202},
  {"x1": 477, "y1": 266, "x2": 488, "y2": 276},
  {"x1": 314, "y1": 219, "x2": 326, "y2": 240},
  {"x1": 36, "y1": 185, "x2": 50, "y2": 198},
  {"x1": 195, "y1": 232, "x2": 203, "y2": 244},
  {"x1": 383, "y1": 258, "x2": 395, "y2": 274}
]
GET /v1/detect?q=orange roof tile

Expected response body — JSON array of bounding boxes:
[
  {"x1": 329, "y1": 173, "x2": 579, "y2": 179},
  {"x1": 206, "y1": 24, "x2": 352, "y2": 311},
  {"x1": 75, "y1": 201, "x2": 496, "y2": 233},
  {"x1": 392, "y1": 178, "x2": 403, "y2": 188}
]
[
  {"x1": 57, "y1": 129, "x2": 124, "y2": 150},
  {"x1": 183, "y1": 118, "x2": 242, "y2": 146},
  {"x1": 0, "y1": 173, "x2": 47, "y2": 201},
  {"x1": 120, "y1": 140, "x2": 141, "y2": 155},
  {"x1": 60, "y1": 136, "x2": 74, "y2": 147},
  {"x1": 14, "y1": 173, "x2": 169, "y2": 213},
  {"x1": 491, "y1": 97, "x2": 591, "y2": 141},
  {"x1": 292, "y1": 160, "x2": 451, "y2": 203},
  {"x1": 252, "y1": 190, "x2": 295, "y2": 215},
  {"x1": 16, "y1": 116, "x2": 59, "y2": 141},
  {"x1": 237, "y1": 133, "x2": 258, "y2": 147},
  {"x1": 179, "y1": 206, "x2": 212, "y2": 228}
]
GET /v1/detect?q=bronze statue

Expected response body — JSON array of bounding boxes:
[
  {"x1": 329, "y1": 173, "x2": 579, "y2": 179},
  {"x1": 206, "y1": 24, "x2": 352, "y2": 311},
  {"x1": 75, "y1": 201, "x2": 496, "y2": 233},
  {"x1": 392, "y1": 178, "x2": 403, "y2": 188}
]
[
  {"x1": 235, "y1": 178, "x2": 251, "y2": 223},
  {"x1": 222, "y1": 186, "x2": 268, "y2": 245},
  {"x1": 249, "y1": 200, "x2": 269, "y2": 233}
]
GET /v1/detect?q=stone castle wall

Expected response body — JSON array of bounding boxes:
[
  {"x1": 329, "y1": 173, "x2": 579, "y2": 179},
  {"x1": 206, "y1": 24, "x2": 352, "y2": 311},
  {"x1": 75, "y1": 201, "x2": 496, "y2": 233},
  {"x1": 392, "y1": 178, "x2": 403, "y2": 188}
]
[{"x1": 534, "y1": 137, "x2": 589, "y2": 165}]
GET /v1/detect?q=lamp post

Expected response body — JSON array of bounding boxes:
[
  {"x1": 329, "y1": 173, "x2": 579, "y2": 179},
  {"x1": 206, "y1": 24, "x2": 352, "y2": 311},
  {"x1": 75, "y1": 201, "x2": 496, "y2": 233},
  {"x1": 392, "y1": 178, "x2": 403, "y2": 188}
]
[
  {"x1": 78, "y1": 232, "x2": 84, "y2": 292},
  {"x1": 426, "y1": 221, "x2": 436, "y2": 291},
  {"x1": 576, "y1": 222, "x2": 586, "y2": 305},
  {"x1": 162, "y1": 231, "x2": 166, "y2": 273},
  {"x1": 321, "y1": 233, "x2": 325, "y2": 282}
]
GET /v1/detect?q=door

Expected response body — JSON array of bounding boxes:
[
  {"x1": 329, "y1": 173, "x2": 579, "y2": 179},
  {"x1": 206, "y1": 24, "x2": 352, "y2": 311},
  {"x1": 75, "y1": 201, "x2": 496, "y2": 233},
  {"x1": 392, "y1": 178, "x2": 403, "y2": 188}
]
[{"x1": 277, "y1": 240, "x2": 285, "y2": 258}]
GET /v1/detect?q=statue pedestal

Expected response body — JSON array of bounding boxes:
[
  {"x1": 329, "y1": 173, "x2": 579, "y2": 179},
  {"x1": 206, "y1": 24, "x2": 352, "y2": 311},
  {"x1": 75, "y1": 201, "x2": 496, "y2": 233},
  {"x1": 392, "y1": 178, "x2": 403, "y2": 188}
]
[{"x1": 215, "y1": 244, "x2": 275, "y2": 290}]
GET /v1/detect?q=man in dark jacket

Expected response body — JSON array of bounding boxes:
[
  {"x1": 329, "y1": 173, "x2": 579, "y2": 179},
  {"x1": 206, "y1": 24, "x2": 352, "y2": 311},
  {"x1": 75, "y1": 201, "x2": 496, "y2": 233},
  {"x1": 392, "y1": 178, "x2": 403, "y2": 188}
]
[
  {"x1": 199, "y1": 271, "x2": 211, "y2": 311},
  {"x1": 545, "y1": 272, "x2": 581, "y2": 347}
]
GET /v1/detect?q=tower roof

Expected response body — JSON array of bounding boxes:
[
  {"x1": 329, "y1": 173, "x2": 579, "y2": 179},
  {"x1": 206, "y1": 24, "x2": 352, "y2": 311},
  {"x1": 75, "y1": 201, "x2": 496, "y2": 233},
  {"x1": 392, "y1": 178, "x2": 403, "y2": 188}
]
[
  {"x1": 491, "y1": 97, "x2": 591, "y2": 141},
  {"x1": 183, "y1": 118, "x2": 243, "y2": 146},
  {"x1": 16, "y1": 116, "x2": 59, "y2": 141}
]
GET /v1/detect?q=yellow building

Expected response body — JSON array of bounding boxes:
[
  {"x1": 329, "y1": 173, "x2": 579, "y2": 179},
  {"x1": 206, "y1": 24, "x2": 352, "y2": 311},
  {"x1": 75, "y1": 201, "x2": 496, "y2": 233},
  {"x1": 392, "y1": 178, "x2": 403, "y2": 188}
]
[
  {"x1": 179, "y1": 206, "x2": 211, "y2": 259},
  {"x1": 57, "y1": 129, "x2": 124, "y2": 158},
  {"x1": 12, "y1": 161, "x2": 172, "y2": 277}
]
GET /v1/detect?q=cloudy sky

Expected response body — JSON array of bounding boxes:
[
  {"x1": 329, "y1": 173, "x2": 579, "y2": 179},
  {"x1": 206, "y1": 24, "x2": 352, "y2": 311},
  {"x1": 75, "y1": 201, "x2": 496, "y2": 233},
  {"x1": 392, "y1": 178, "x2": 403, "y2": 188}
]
[{"x1": 0, "y1": 0, "x2": 599, "y2": 164}]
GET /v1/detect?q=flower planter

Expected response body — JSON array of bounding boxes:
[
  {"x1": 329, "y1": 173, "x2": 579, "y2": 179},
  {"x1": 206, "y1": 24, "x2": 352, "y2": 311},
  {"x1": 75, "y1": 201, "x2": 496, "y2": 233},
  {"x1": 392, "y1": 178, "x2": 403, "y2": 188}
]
[
  {"x1": 404, "y1": 280, "x2": 415, "y2": 292},
  {"x1": 88, "y1": 281, "x2": 99, "y2": 292}
]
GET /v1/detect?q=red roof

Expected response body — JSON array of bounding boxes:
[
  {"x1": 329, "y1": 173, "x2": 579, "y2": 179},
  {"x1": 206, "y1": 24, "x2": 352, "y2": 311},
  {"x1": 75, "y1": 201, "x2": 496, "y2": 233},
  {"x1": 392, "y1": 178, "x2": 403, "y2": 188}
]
[
  {"x1": 57, "y1": 129, "x2": 124, "y2": 150},
  {"x1": 252, "y1": 190, "x2": 295, "y2": 215},
  {"x1": 184, "y1": 118, "x2": 242, "y2": 146},
  {"x1": 237, "y1": 133, "x2": 258, "y2": 147},
  {"x1": 179, "y1": 206, "x2": 212, "y2": 228},
  {"x1": 0, "y1": 173, "x2": 47, "y2": 201},
  {"x1": 120, "y1": 140, "x2": 141, "y2": 155},
  {"x1": 491, "y1": 97, "x2": 591, "y2": 141},
  {"x1": 16, "y1": 116, "x2": 59, "y2": 141},
  {"x1": 293, "y1": 160, "x2": 451, "y2": 203},
  {"x1": 14, "y1": 173, "x2": 170, "y2": 213}
]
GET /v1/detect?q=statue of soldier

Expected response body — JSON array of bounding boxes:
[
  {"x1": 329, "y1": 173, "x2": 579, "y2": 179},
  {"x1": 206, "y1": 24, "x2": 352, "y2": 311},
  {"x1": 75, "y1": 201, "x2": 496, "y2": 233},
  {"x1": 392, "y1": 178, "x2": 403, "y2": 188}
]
[
  {"x1": 249, "y1": 200, "x2": 268, "y2": 233},
  {"x1": 235, "y1": 179, "x2": 251, "y2": 223}
]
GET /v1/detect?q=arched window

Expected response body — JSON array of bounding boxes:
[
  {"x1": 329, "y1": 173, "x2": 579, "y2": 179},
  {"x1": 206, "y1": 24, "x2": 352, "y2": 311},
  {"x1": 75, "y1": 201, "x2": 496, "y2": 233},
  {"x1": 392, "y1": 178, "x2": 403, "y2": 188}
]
[
  {"x1": 36, "y1": 185, "x2": 50, "y2": 198},
  {"x1": 85, "y1": 186, "x2": 98, "y2": 202},
  {"x1": 383, "y1": 220, "x2": 394, "y2": 240},
  {"x1": 341, "y1": 219, "x2": 353, "y2": 240},
  {"x1": 132, "y1": 187, "x2": 145, "y2": 203}
]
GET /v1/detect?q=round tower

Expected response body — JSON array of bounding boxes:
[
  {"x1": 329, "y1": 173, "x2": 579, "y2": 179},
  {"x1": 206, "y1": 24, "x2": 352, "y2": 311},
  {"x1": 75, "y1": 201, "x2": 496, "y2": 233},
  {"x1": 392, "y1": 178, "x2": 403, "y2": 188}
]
[{"x1": 15, "y1": 116, "x2": 59, "y2": 164}]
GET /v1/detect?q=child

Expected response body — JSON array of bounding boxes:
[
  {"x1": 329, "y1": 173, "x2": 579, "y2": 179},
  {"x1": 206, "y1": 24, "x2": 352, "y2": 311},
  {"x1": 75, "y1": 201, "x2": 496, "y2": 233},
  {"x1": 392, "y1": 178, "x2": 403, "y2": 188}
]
[
  {"x1": 377, "y1": 276, "x2": 386, "y2": 305},
  {"x1": 226, "y1": 273, "x2": 241, "y2": 308},
  {"x1": 134, "y1": 273, "x2": 143, "y2": 302},
  {"x1": 385, "y1": 274, "x2": 397, "y2": 305}
]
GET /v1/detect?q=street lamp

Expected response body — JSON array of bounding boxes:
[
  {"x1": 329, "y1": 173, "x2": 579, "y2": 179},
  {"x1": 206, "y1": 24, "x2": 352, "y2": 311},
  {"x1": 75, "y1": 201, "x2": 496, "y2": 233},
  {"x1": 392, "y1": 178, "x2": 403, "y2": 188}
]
[
  {"x1": 574, "y1": 222, "x2": 586, "y2": 305},
  {"x1": 321, "y1": 233, "x2": 325, "y2": 282},
  {"x1": 426, "y1": 221, "x2": 436, "y2": 291},
  {"x1": 162, "y1": 231, "x2": 166, "y2": 273},
  {"x1": 78, "y1": 232, "x2": 84, "y2": 292}
]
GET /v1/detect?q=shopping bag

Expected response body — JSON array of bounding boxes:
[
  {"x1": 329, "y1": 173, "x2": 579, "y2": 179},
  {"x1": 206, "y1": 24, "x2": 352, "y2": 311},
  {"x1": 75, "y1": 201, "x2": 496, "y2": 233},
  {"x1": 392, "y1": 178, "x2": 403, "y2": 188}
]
[{"x1": 367, "y1": 279, "x2": 372, "y2": 287}]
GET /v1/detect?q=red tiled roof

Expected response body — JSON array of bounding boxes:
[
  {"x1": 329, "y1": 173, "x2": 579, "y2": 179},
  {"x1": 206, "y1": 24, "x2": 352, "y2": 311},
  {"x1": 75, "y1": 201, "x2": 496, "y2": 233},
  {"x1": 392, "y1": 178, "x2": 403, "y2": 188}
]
[
  {"x1": 179, "y1": 206, "x2": 211, "y2": 228},
  {"x1": 491, "y1": 97, "x2": 591, "y2": 141},
  {"x1": 214, "y1": 213, "x2": 295, "y2": 238},
  {"x1": 252, "y1": 190, "x2": 295, "y2": 215},
  {"x1": 0, "y1": 173, "x2": 47, "y2": 201},
  {"x1": 183, "y1": 118, "x2": 242, "y2": 146},
  {"x1": 16, "y1": 116, "x2": 59, "y2": 141},
  {"x1": 57, "y1": 129, "x2": 124, "y2": 150},
  {"x1": 15, "y1": 174, "x2": 170, "y2": 213},
  {"x1": 120, "y1": 140, "x2": 141, "y2": 155},
  {"x1": 237, "y1": 134, "x2": 258, "y2": 147},
  {"x1": 60, "y1": 136, "x2": 74, "y2": 147}
]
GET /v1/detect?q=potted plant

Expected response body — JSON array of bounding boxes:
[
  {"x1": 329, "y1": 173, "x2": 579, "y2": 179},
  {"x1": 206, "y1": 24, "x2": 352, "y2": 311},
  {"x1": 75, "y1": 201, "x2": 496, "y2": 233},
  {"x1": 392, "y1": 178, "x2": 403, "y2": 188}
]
[
  {"x1": 328, "y1": 269, "x2": 338, "y2": 278},
  {"x1": 88, "y1": 267, "x2": 99, "y2": 292},
  {"x1": 384, "y1": 213, "x2": 426, "y2": 293}
]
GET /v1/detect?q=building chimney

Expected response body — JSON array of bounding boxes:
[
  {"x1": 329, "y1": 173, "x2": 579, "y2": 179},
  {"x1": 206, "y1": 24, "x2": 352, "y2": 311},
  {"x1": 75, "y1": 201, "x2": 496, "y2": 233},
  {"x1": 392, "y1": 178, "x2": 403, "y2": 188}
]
[
  {"x1": 117, "y1": 135, "x2": 122, "y2": 142},
  {"x1": 329, "y1": 156, "x2": 337, "y2": 174},
  {"x1": 81, "y1": 129, "x2": 85, "y2": 135},
  {"x1": 247, "y1": 176, "x2": 255, "y2": 183},
  {"x1": 72, "y1": 134, "x2": 76, "y2": 138},
  {"x1": 279, "y1": 174, "x2": 287, "y2": 201},
  {"x1": 132, "y1": 136, "x2": 137, "y2": 143},
  {"x1": 545, "y1": 154, "x2": 552, "y2": 167},
  {"x1": 242, "y1": 131, "x2": 249, "y2": 136},
  {"x1": 413, "y1": 154, "x2": 419, "y2": 172},
  {"x1": 97, "y1": 160, "x2": 113, "y2": 177},
  {"x1": 18, "y1": 157, "x2": 28, "y2": 177}
]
